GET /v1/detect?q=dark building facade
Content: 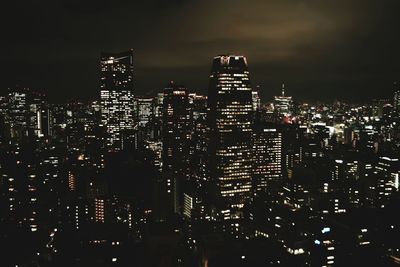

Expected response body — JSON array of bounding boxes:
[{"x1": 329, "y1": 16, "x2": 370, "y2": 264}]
[
  {"x1": 161, "y1": 82, "x2": 191, "y2": 216},
  {"x1": 393, "y1": 81, "x2": 400, "y2": 114},
  {"x1": 100, "y1": 50, "x2": 134, "y2": 91}
]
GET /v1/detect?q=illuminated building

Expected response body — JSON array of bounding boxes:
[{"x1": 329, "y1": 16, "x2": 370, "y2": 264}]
[
  {"x1": 0, "y1": 142, "x2": 63, "y2": 233},
  {"x1": 68, "y1": 171, "x2": 76, "y2": 192},
  {"x1": 252, "y1": 87, "x2": 261, "y2": 112},
  {"x1": 145, "y1": 140, "x2": 163, "y2": 172},
  {"x1": 37, "y1": 105, "x2": 52, "y2": 137},
  {"x1": 94, "y1": 198, "x2": 105, "y2": 223},
  {"x1": 161, "y1": 81, "x2": 191, "y2": 215},
  {"x1": 394, "y1": 81, "x2": 400, "y2": 114},
  {"x1": 7, "y1": 89, "x2": 29, "y2": 138},
  {"x1": 331, "y1": 159, "x2": 360, "y2": 181},
  {"x1": 207, "y1": 55, "x2": 254, "y2": 218},
  {"x1": 153, "y1": 92, "x2": 164, "y2": 119},
  {"x1": 274, "y1": 83, "x2": 293, "y2": 117},
  {"x1": 311, "y1": 225, "x2": 336, "y2": 266},
  {"x1": 100, "y1": 50, "x2": 135, "y2": 151},
  {"x1": 5, "y1": 88, "x2": 49, "y2": 139},
  {"x1": 135, "y1": 97, "x2": 153, "y2": 127},
  {"x1": 183, "y1": 191, "x2": 203, "y2": 219},
  {"x1": 253, "y1": 123, "x2": 282, "y2": 193},
  {"x1": 282, "y1": 181, "x2": 311, "y2": 210},
  {"x1": 189, "y1": 93, "x2": 207, "y2": 120},
  {"x1": 281, "y1": 124, "x2": 305, "y2": 176},
  {"x1": 100, "y1": 50, "x2": 134, "y2": 91},
  {"x1": 188, "y1": 93, "x2": 208, "y2": 186},
  {"x1": 375, "y1": 156, "x2": 399, "y2": 207}
]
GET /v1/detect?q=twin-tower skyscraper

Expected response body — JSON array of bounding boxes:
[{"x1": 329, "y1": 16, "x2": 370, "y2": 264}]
[{"x1": 100, "y1": 52, "x2": 255, "y2": 219}]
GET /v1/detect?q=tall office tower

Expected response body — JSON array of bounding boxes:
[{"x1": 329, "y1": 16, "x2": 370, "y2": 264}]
[
  {"x1": 135, "y1": 97, "x2": 153, "y2": 127},
  {"x1": 100, "y1": 50, "x2": 135, "y2": 151},
  {"x1": 207, "y1": 55, "x2": 254, "y2": 218},
  {"x1": 375, "y1": 156, "x2": 399, "y2": 206},
  {"x1": 189, "y1": 94, "x2": 208, "y2": 186},
  {"x1": 6, "y1": 88, "x2": 29, "y2": 138},
  {"x1": 30, "y1": 97, "x2": 52, "y2": 138},
  {"x1": 274, "y1": 83, "x2": 293, "y2": 117},
  {"x1": 393, "y1": 81, "x2": 400, "y2": 114},
  {"x1": 161, "y1": 81, "x2": 191, "y2": 215},
  {"x1": 253, "y1": 123, "x2": 282, "y2": 193}
]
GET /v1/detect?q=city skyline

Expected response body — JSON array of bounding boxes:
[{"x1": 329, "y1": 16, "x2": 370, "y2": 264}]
[
  {"x1": 1, "y1": 51, "x2": 399, "y2": 266},
  {"x1": 1, "y1": 1, "x2": 400, "y2": 266},
  {"x1": 2, "y1": 0, "x2": 400, "y2": 102}
]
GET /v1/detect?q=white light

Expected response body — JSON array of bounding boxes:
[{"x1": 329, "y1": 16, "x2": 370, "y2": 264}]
[
  {"x1": 322, "y1": 227, "x2": 331, "y2": 234},
  {"x1": 112, "y1": 258, "x2": 117, "y2": 262}
]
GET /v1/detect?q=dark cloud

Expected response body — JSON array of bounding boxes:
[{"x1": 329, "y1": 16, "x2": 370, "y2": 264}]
[{"x1": 1, "y1": 0, "x2": 400, "y2": 102}]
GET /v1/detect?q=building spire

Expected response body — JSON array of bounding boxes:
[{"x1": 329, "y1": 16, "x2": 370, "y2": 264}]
[{"x1": 282, "y1": 83, "x2": 285, "y2": 97}]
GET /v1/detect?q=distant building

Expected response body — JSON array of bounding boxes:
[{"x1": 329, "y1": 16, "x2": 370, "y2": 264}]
[
  {"x1": 372, "y1": 98, "x2": 391, "y2": 118},
  {"x1": 135, "y1": 97, "x2": 153, "y2": 127},
  {"x1": 274, "y1": 83, "x2": 293, "y2": 117},
  {"x1": 153, "y1": 92, "x2": 164, "y2": 119},
  {"x1": 99, "y1": 50, "x2": 135, "y2": 151},
  {"x1": 253, "y1": 123, "x2": 282, "y2": 193},
  {"x1": 375, "y1": 156, "x2": 400, "y2": 206},
  {"x1": 393, "y1": 81, "x2": 400, "y2": 113},
  {"x1": 100, "y1": 50, "x2": 134, "y2": 91},
  {"x1": 252, "y1": 88, "x2": 261, "y2": 112},
  {"x1": 5, "y1": 87, "x2": 49, "y2": 139}
]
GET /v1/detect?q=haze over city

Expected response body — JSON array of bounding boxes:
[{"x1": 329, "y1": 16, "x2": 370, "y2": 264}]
[{"x1": 2, "y1": 0, "x2": 400, "y2": 102}]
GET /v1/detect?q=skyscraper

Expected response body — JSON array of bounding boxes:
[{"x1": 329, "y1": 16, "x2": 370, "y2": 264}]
[
  {"x1": 100, "y1": 50, "x2": 135, "y2": 151},
  {"x1": 161, "y1": 81, "x2": 191, "y2": 216},
  {"x1": 135, "y1": 97, "x2": 153, "y2": 127},
  {"x1": 207, "y1": 55, "x2": 254, "y2": 219},
  {"x1": 253, "y1": 123, "x2": 282, "y2": 193}
]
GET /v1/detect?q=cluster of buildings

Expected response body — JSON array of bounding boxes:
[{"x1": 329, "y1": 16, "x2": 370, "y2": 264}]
[{"x1": 0, "y1": 51, "x2": 399, "y2": 266}]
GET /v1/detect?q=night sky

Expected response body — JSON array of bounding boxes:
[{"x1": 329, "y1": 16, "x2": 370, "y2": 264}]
[{"x1": 1, "y1": 0, "x2": 400, "y2": 103}]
